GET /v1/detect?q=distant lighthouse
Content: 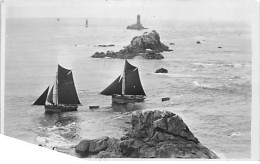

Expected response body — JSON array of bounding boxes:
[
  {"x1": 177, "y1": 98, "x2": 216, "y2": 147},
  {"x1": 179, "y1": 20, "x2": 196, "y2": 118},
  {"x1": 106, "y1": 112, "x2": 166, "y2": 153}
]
[
  {"x1": 126, "y1": 14, "x2": 147, "y2": 30},
  {"x1": 137, "y1": 15, "x2": 141, "y2": 26}
]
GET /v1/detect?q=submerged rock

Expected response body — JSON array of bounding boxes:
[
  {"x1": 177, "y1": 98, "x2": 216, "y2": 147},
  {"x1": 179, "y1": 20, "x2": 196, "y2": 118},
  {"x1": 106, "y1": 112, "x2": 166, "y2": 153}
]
[
  {"x1": 92, "y1": 30, "x2": 172, "y2": 59},
  {"x1": 98, "y1": 44, "x2": 115, "y2": 47},
  {"x1": 155, "y1": 68, "x2": 168, "y2": 73},
  {"x1": 126, "y1": 15, "x2": 147, "y2": 30},
  {"x1": 75, "y1": 110, "x2": 218, "y2": 159}
]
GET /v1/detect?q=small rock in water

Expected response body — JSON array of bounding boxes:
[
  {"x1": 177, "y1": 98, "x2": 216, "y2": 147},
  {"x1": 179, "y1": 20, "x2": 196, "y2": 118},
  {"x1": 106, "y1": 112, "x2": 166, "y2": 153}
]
[
  {"x1": 98, "y1": 44, "x2": 115, "y2": 47},
  {"x1": 218, "y1": 46, "x2": 222, "y2": 48},
  {"x1": 161, "y1": 97, "x2": 170, "y2": 101},
  {"x1": 170, "y1": 43, "x2": 175, "y2": 45},
  {"x1": 155, "y1": 68, "x2": 168, "y2": 73},
  {"x1": 197, "y1": 41, "x2": 201, "y2": 44}
]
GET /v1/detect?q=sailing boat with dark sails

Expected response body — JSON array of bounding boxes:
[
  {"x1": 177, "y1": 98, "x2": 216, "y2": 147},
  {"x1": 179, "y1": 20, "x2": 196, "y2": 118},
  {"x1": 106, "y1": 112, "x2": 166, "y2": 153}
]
[
  {"x1": 100, "y1": 60, "x2": 146, "y2": 104},
  {"x1": 33, "y1": 65, "x2": 81, "y2": 113}
]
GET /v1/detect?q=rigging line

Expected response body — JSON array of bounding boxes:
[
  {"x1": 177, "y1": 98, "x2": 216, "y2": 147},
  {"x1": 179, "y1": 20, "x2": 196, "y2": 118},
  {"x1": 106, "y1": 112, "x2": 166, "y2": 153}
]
[{"x1": 140, "y1": 0, "x2": 147, "y2": 15}]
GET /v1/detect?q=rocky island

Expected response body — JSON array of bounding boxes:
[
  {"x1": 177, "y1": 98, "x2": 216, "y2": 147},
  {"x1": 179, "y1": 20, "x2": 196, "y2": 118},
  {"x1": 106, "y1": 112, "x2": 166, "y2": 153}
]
[
  {"x1": 75, "y1": 110, "x2": 218, "y2": 159},
  {"x1": 92, "y1": 30, "x2": 173, "y2": 59},
  {"x1": 126, "y1": 15, "x2": 147, "y2": 30}
]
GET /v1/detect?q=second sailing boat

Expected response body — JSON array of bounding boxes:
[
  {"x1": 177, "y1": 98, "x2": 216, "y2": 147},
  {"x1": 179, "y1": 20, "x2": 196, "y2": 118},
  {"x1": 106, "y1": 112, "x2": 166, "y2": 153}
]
[
  {"x1": 100, "y1": 60, "x2": 146, "y2": 104},
  {"x1": 33, "y1": 65, "x2": 81, "y2": 113}
]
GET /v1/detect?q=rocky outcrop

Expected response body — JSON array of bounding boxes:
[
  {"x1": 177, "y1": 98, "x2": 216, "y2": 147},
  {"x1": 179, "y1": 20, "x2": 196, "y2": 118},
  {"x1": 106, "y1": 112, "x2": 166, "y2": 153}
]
[
  {"x1": 98, "y1": 44, "x2": 115, "y2": 47},
  {"x1": 91, "y1": 30, "x2": 172, "y2": 59},
  {"x1": 75, "y1": 110, "x2": 218, "y2": 159},
  {"x1": 127, "y1": 15, "x2": 147, "y2": 30},
  {"x1": 155, "y1": 68, "x2": 168, "y2": 73}
]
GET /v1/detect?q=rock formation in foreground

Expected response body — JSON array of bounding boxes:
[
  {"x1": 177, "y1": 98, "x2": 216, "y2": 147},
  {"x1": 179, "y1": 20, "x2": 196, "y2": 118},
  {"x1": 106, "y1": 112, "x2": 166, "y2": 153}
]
[
  {"x1": 75, "y1": 110, "x2": 218, "y2": 159},
  {"x1": 92, "y1": 30, "x2": 172, "y2": 59},
  {"x1": 127, "y1": 15, "x2": 147, "y2": 30}
]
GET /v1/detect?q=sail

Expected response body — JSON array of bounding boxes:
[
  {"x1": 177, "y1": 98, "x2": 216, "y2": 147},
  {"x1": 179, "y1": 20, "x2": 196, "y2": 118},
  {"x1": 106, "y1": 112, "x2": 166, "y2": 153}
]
[
  {"x1": 57, "y1": 65, "x2": 81, "y2": 105},
  {"x1": 100, "y1": 75, "x2": 122, "y2": 95},
  {"x1": 33, "y1": 87, "x2": 49, "y2": 105},
  {"x1": 46, "y1": 85, "x2": 54, "y2": 104},
  {"x1": 101, "y1": 60, "x2": 145, "y2": 96},
  {"x1": 125, "y1": 60, "x2": 137, "y2": 74},
  {"x1": 125, "y1": 68, "x2": 146, "y2": 96}
]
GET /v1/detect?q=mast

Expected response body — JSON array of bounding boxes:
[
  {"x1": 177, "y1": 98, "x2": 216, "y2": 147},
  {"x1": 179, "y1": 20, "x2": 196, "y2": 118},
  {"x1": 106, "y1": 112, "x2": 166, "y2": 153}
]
[
  {"x1": 56, "y1": 69, "x2": 58, "y2": 105},
  {"x1": 53, "y1": 66, "x2": 58, "y2": 105},
  {"x1": 122, "y1": 60, "x2": 126, "y2": 95}
]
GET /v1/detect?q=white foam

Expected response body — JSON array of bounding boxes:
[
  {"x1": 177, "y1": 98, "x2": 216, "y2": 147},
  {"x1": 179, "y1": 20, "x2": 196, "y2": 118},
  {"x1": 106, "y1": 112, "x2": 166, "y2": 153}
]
[
  {"x1": 212, "y1": 150, "x2": 227, "y2": 159},
  {"x1": 193, "y1": 62, "x2": 214, "y2": 66},
  {"x1": 193, "y1": 62, "x2": 243, "y2": 68},
  {"x1": 228, "y1": 132, "x2": 241, "y2": 137},
  {"x1": 193, "y1": 81, "x2": 217, "y2": 89},
  {"x1": 152, "y1": 73, "x2": 194, "y2": 78}
]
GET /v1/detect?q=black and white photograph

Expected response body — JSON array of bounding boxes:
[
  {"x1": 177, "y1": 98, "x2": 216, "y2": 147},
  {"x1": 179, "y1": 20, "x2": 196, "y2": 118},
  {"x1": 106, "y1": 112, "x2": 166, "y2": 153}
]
[{"x1": 1, "y1": 0, "x2": 260, "y2": 161}]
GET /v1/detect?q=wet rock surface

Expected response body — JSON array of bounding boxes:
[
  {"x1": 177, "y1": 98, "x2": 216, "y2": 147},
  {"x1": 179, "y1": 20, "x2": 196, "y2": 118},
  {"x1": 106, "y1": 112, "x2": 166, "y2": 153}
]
[
  {"x1": 91, "y1": 30, "x2": 172, "y2": 59},
  {"x1": 75, "y1": 110, "x2": 218, "y2": 159}
]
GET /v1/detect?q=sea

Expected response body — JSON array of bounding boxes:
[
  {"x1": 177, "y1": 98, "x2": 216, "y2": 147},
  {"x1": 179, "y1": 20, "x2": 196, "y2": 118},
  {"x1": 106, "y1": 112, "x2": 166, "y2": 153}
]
[{"x1": 4, "y1": 17, "x2": 251, "y2": 159}]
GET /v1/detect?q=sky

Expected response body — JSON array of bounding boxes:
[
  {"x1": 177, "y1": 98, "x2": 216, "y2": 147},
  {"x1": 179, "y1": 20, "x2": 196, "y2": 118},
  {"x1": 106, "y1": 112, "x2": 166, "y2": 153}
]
[{"x1": 5, "y1": 0, "x2": 255, "y2": 21}]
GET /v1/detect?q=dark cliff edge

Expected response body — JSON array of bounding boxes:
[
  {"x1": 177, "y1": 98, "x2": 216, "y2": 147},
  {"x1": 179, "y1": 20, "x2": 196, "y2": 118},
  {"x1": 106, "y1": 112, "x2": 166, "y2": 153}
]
[
  {"x1": 75, "y1": 110, "x2": 218, "y2": 159},
  {"x1": 91, "y1": 30, "x2": 173, "y2": 59}
]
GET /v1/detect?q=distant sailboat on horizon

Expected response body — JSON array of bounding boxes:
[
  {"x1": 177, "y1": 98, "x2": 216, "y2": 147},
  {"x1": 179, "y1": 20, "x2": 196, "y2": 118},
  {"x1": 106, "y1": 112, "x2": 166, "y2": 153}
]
[
  {"x1": 86, "y1": 19, "x2": 88, "y2": 27},
  {"x1": 33, "y1": 65, "x2": 81, "y2": 113},
  {"x1": 100, "y1": 60, "x2": 146, "y2": 104}
]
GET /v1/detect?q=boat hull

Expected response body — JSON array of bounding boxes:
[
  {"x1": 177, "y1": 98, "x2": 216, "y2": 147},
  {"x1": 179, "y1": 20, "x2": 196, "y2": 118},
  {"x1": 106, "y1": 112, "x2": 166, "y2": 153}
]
[
  {"x1": 89, "y1": 106, "x2": 99, "y2": 109},
  {"x1": 45, "y1": 105, "x2": 78, "y2": 114},
  {"x1": 112, "y1": 94, "x2": 145, "y2": 104}
]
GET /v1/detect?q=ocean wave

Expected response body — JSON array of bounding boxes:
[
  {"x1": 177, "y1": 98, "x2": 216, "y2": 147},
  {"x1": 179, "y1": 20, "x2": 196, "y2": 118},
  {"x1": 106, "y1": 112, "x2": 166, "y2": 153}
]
[
  {"x1": 192, "y1": 62, "x2": 242, "y2": 68},
  {"x1": 36, "y1": 121, "x2": 81, "y2": 151},
  {"x1": 192, "y1": 81, "x2": 220, "y2": 89},
  {"x1": 151, "y1": 73, "x2": 194, "y2": 78},
  {"x1": 53, "y1": 35, "x2": 75, "y2": 38},
  {"x1": 36, "y1": 134, "x2": 74, "y2": 149},
  {"x1": 227, "y1": 131, "x2": 241, "y2": 137},
  {"x1": 212, "y1": 150, "x2": 227, "y2": 159}
]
